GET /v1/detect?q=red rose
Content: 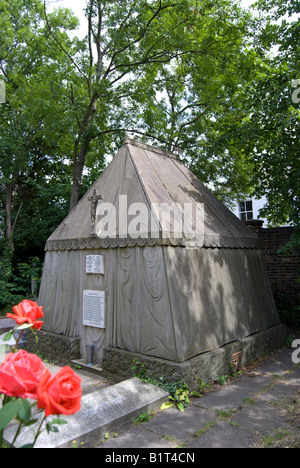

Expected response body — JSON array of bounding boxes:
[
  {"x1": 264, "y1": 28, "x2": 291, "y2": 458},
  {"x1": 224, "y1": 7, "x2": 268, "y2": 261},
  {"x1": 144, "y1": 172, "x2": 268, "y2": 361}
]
[
  {"x1": 37, "y1": 366, "x2": 82, "y2": 417},
  {"x1": 0, "y1": 350, "x2": 45, "y2": 399},
  {"x1": 7, "y1": 300, "x2": 44, "y2": 330}
]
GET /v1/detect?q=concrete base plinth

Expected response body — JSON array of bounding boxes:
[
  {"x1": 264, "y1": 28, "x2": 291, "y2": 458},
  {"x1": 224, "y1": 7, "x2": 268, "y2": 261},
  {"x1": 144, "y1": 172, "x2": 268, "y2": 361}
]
[{"x1": 102, "y1": 324, "x2": 287, "y2": 390}]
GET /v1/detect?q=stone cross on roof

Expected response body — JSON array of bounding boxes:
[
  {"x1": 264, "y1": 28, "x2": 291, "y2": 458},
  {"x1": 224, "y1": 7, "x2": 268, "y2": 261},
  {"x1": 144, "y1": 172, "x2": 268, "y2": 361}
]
[{"x1": 88, "y1": 189, "x2": 103, "y2": 235}]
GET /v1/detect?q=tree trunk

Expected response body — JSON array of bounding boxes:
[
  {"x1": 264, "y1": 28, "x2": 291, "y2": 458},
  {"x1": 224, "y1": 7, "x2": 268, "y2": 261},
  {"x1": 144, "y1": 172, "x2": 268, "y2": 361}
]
[
  {"x1": 69, "y1": 168, "x2": 81, "y2": 213},
  {"x1": 3, "y1": 182, "x2": 14, "y2": 279},
  {"x1": 5, "y1": 182, "x2": 12, "y2": 239},
  {"x1": 69, "y1": 137, "x2": 91, "y2": 212}
]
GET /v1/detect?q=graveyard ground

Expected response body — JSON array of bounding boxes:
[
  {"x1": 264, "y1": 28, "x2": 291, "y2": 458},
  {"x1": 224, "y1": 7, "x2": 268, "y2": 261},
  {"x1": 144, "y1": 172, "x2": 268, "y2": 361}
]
[{"x1": 33, "y1": 327, "x2": 300, "y2": 449}]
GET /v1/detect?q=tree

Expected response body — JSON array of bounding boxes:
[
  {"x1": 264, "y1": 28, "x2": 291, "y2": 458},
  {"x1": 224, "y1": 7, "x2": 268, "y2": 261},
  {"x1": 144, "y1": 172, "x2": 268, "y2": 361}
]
[
  {"x1": 0, "y1": 0, "x2": 79, "y2": 259},
  {"x1": 43, "y1": 0, "x2": 256, "y2": 211},
  {"x1": 210, "y1": 0, "x2": 299, "y2": 245},
  {"x1": 129, "y1": 0, "x2": 257, "y2": 206}
]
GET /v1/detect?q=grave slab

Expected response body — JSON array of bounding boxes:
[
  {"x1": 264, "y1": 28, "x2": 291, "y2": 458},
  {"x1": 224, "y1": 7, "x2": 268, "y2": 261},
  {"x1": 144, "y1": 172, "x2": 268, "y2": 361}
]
[
  {"x1": 4, "y1": 378, "x2": 169, "y2": 448},
  {"x1": 0, "y1": 318, "x2": 15, "y2": 333}
]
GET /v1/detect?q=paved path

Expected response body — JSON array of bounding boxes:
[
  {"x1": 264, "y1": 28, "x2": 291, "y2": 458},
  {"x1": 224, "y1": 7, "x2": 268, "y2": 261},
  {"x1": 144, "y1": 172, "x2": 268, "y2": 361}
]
[{"x1": 88, "y1": 344, "x2": 300, "y2": 449}]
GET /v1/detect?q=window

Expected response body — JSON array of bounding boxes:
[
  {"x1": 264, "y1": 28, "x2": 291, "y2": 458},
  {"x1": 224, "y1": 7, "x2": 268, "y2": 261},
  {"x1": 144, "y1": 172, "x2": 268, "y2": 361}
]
[{"x1": 238, "y1": 200, "x2": 253, "y2": 221}]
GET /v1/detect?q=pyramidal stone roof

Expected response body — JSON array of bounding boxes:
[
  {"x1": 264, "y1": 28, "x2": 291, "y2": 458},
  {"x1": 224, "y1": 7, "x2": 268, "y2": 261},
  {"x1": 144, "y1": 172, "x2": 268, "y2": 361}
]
[{"x1": 45, "y1": 138, "x2": 258, "y2": 251}]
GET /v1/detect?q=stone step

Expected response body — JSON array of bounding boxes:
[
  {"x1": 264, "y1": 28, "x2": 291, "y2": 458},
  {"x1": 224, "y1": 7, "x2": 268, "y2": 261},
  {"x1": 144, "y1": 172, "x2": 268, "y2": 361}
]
[{"x1": 4, "y1": 378, "x2": 169, "y2": 448}]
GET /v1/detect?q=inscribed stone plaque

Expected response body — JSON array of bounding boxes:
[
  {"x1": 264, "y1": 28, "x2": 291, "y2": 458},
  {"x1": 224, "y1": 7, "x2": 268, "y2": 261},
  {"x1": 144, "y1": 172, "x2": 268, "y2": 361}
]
[
  {"x1": 83, "y1": 290, "x2": 105, "y2": 328},
  {"x1": 86, "y1": 255, "x2": 104, "y2": 274}
]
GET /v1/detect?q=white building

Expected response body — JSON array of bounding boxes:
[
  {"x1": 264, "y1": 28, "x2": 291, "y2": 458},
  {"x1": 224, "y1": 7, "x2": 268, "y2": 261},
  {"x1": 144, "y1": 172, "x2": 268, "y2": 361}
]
[
  {"x1": 232, "y1": 196, "x2": 292, "y2": 228},
  {"x1": 232, "y1": 196, "x2": 269, "y2": 227}
]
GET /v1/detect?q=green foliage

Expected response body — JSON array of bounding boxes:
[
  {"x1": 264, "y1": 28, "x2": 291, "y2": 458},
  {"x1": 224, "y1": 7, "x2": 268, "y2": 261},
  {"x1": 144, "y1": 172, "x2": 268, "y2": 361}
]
[
  {"x1": 210, "y1": 0, "x2": 300, "y2": 244},
  {"x1": 0, "y1": 282, "x2": 22, "y2": 314},
  {"x1": 278, "y1": 305, "x2": 300, "y2": 329},
  {"x1": 214, "y1": 375, "x2": 229, "y2": 386},
  {"x1": 0, "y1": 394, "x2": 67, "y2": 448},
  {"x1": 0, "y1": 396, "x2": 40, "y2": 448},
  {"x1": 132, "y1": 359, "x2": 190, "y2": 412},
  {"x1": 127, "y1": 0, "x2": 256, "y2": 206},
  {"x1": 46, "y1": 417, "x2": 68, "y2": 435},
  {"x1": 42, "y1": 0, "x2": 258, "y2": 210},
  {"x1": 0, "y1": 0, "x2": 76, "y2": 268},
  {"x1": 273, "y1": 292, "x2": 300, "y2": 328},
  {"x1": 0, "y1": 398, "x2": 28, "y2": 431},
  {"x1": 197, "y1": 378, "x2": 211, "y2": 394},
  {"x1": 0, "y1": 256, "x2": 43, "y2": 314},
  {"x1": 285, "y1": 335, "x2": 296, "y2": 348},
  {"x1": 134, "y1": 411, "x2": 154, "y2": 423},
  {"x1": 131, "y1": 359, "x2": 148, "y2": 380},
  {"x1": 167, "y1": 381, "x2": 190, "y2": 412}
]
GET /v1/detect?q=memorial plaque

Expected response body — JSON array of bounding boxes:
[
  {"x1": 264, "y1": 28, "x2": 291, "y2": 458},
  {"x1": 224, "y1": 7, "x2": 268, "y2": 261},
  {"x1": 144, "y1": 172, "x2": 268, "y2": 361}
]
[
  {"x1": 86, "y1": 255, "x2": 104, "y2": 274},
  {"x1": 83, "y1": 290, "x2": 105, "y2": 328}
]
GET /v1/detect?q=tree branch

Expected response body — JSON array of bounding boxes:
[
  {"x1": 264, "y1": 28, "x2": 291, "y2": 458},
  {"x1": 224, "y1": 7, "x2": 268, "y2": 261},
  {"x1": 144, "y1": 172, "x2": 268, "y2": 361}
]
[
  {"x1": 96, "y1": 127, "x2": 169, "y2": 148},
  {"x1": 102, "y1": 1, "x2": 181, "y2": 80}
]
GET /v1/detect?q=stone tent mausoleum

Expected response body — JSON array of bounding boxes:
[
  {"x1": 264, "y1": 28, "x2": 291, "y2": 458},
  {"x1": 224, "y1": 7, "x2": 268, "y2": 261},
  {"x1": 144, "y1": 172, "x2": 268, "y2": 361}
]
[{"x1": 38, "y1": 139, "x2": 285, "y2": 387}]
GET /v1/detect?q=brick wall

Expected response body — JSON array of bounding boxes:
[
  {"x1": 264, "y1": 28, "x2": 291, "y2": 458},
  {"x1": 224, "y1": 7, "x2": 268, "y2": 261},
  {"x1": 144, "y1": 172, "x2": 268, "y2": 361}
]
[{"x1": 244, "y1": 220, "x2": 300, "y2": 308}]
